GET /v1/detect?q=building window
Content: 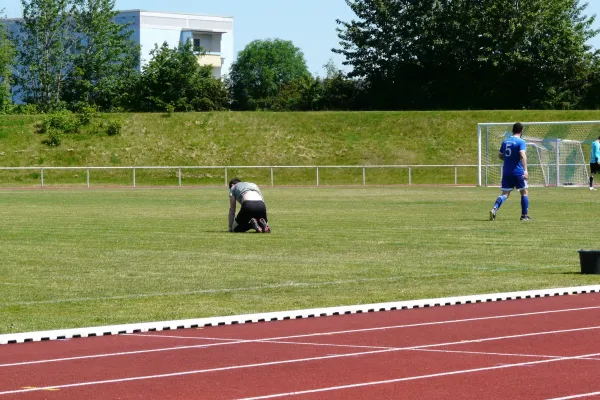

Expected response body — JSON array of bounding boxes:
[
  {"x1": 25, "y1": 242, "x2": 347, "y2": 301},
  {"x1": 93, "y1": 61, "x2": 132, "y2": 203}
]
[
  {"x1": 193, "y1": 38, "x2": 202, "y2": 52},
  {"x1": 193, "y1": 34, "x2": 215, "y2": 53}
]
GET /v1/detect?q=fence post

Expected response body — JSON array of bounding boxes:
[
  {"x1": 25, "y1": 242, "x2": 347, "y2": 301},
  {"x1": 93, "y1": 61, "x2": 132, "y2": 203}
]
[
  {"x1": 178, "y1": 168, "x2": 182, "y2": 187},
  {"x1": 40, "y1": 168, "x2": 44, "y2": 188},
  {"x1": 455, "y1": 166, "x2": 458, "y2": 185},
  {"x1": 224, "y1": 168, "x2": 228, "y2": 187},
  {"x1": 556, "y1": 138, "x2": 560, "y2": 187},
  {"x1": 477, "y1": 125, "x2": 482, "y2": 186},
  {"x1": 270, "y1": 167, "x2": 274, "y2": 186},
  {"x1": 133, "y1": 167, "x2": 136, "y2": 188},
  {"x1": 316, "y1": 167, "x2": 319, "y2": 187},
  {"x1": 362, "y1": 166, "x2": 366, "y2": 186},
  {"x1": 408, "y1": 167, "x2": 412, "y2": 185},
  {"x1": 86, "y1": 168, "x2": 90, "y2": 188}
]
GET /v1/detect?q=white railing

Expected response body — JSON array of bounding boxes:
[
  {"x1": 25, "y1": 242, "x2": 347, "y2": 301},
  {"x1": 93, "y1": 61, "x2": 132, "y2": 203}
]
[{"x1": 0, "y1": 165, "x2": 479, "y2": 188}]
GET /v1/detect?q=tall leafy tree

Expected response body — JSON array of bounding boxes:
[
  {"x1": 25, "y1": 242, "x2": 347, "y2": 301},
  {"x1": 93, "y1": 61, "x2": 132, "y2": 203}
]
[
  {"x1": 14, "y1": 0, "x2": 74, "y2": 110},
  {"x1": 0, "y1": 9, "x2": 15, "y2": 113},
  {"x1": 334, "y1": 0, "x2": 437, "y2": 109},
  {"x1": 228, "y1": 39, "x2": 310, "y2": 110},
  {"x1": 134, "y1": 41, "x2": 229, "y2": 112},
  {"x1": 318, "y1": 59, "x2": 364, "y2": 110},
  {"x1": 579, "y1": 52, "x2": 600, "y2": 109},
  {"x1": 335, "y1": 0, "x2": 599, "y2": 110},
  {"x1": 63, "y1": 0, "x2": 140, "y2": 110}
]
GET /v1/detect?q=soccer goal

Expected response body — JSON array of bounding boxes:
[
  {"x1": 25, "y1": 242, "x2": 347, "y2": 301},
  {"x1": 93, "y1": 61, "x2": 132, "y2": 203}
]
[{"x1": 477, "y1": 121, "x2": 600, "y2": 187}]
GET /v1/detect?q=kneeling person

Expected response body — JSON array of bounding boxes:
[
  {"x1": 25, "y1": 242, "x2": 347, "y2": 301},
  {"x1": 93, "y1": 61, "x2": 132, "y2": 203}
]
[{"x1": 228, "y1": 178, "x2": 271, "y2": 233}]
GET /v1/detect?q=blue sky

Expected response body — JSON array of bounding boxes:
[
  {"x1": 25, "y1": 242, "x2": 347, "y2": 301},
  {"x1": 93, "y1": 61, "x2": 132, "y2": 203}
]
[{"x1": 3, "y1": 0, "x2": 600, "y2": 76}]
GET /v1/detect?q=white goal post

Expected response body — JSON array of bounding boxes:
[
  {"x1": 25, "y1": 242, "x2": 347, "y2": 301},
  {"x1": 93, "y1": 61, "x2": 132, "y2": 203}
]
[{"x1": 477, "y1": 121, "x2": 600, "y2": 187}]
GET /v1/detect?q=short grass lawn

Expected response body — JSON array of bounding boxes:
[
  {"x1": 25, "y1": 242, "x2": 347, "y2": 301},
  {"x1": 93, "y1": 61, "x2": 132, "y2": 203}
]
[{"x1": 0, "y1": 186, "x2": 598, "y2": 334}]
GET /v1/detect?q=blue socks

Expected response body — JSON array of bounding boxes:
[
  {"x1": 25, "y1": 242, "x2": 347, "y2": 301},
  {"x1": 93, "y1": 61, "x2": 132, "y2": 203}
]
[
  {"x1": 493, "y1": 195, "x2": 507, "y2": 210},
  {"x1": 521, "y1": 195, "x2": 529, "y2": 216}
]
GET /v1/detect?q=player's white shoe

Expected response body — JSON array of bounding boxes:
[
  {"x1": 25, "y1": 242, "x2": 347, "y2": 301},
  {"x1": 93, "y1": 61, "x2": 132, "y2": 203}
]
[
  {"x1": 489, "y1": 208, "x2": 497, "y2": 221},
  {"x1": 590, "y1": 187, "x2": 597, "y2": 191}
]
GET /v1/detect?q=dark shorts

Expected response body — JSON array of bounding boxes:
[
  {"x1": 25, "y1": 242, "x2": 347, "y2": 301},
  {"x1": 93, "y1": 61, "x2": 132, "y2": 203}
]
[
  {"x1": 591, "y1": 163, "x2": 600, "y2": 174},
  {"x1": 233, "y1": 201, "x2": 268, "y2": 232},
  {"x1": 501, "y1": 175, "x2": 528, "y2": 191}
]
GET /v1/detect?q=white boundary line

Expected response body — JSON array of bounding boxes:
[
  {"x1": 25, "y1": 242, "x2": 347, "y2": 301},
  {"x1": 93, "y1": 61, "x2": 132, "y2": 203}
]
[{"x1": 2, "y1": 285, "x2": 600, "y2": 345}]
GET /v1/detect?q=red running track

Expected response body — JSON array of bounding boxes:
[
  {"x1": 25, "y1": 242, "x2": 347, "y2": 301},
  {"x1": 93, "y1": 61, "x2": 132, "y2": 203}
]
[{"x1": 2, "y1": 293, "x2": 600, "y2": 399}]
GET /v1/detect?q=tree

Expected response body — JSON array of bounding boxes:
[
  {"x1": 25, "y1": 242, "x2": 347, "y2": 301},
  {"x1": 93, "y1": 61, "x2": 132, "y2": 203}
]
[
  {"x1": 335, "y1": 0, "x2": 599, "y2": 110},
  {"x1": 62, "y1": 0, "x2": 140, "y2": 110},
  {"x1": 134, "y1": 41, "x2": 229, "y2": 112},
  {"x1": 0, "y1": 9, "x2": 15, "y2": 113},
  {"x1": 228, "y1": 39, "x2": 310, "y2": 110},
  {"x1": 318, "y1": 59, "x2": 364, "y2": 110},
  {"x1": 14, "y1": 0, "x2": 74, "y2": 110},
  {"x1": 267, "y1": 76, "x2": 322, "y2": 111},
  {"x1": 579, "y1": 51, "x2": 600, "y2": 109}
]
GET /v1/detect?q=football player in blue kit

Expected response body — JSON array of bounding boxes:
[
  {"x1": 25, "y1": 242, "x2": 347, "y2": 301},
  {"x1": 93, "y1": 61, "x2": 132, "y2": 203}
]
[{"x1": 489, "y1": 122, "x2": 532, "y2": 221}]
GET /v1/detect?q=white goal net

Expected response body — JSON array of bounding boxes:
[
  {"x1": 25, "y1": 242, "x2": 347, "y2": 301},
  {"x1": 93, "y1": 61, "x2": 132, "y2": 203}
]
[{"x1": 478, "y1": 121, "x2": 600, "y2": 187}]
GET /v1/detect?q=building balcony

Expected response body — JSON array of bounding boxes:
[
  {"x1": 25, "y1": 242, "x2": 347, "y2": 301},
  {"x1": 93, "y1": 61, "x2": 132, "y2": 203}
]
[{"x1": 197, "y1": 53, "x2": 223, "y2": 68}]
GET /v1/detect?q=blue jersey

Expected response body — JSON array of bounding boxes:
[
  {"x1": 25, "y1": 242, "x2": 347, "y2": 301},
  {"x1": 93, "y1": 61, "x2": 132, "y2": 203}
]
[
  {"x1": 591, "y1": 140, "x2": 600, "y2": 163},
  {"x1": 499, "y1": 136, "x2": 527, "y2": 177}
]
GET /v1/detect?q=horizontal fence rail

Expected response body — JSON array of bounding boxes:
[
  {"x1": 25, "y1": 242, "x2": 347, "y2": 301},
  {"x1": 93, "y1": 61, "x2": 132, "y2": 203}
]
[{"x1": 0, "y1": 165, "x2": 479, "y2": 188}]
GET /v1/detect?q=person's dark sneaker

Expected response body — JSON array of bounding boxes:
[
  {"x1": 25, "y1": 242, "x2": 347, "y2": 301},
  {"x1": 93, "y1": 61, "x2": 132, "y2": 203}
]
[
  {"x1": 489, "y1": 208, "x2": 497, "y2": 221},
  {"x1": 250, "y1": 218, "x2": 262, "y2": 233},
  {"x1": 520, "y1": 215, "x2": 532, "y2": 221},
  {"x1": 258, "y1": 218, "x2": 271, "y2": 233}
]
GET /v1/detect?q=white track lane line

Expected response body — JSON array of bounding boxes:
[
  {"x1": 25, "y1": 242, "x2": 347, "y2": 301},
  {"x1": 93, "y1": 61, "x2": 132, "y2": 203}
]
[
  {"x1": 547, "y1": 391, "x2": 600, "y2": 399},
  {"x1": 235, "y1": 351, "x2": 600, "y2": 400},
  {"x1": 3, "y1": 304, "x2": 600, "y2": 368},
  {"x1": 2, "y1": 326, "x2": 600, "y2": 395},
  {"x1": 3, "y1": 349, "x2": 600, "y2": 397},
  {"x1": 414, "y1": 348, "x2": 600, "y2": 361},
  {"x1": 0, "y1": 341, "x2": 248, "y2": 368},
  {"x1": 124, "y1": 304, "x2": 600, "y2": 342},
  {"x1": 127, "y1": 335, "x2": 600, "y2": 361}
]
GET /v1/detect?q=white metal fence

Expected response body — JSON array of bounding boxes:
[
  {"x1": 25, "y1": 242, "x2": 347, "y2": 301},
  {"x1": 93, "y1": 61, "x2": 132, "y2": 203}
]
[{"x1": 0, "y1": 165, "x2": 479, "y2": 188}]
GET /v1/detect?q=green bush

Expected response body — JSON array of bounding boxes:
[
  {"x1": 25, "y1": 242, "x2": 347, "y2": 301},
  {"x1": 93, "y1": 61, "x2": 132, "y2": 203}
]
[
  {"x1": 192, "y1": 97, "x2": 216, "y2": 111},
  {"x1": 42, "y1": 131, "x2": 62, "y2": 147},
  {"x1": 12, "y1": 104, "x2": 40, "y2": 115},
  {"x1": 91, "y1": 120, "x2": 107, "y2": 135},
  {"x1": 106, "y1": 120, "x2": 122, "y2": 136},
  {"x1": 77, "y1": 105, "x2": 98, "y2": 126},
  {"x1": 40, "y1": 111, "x2": 82, "y2": 134}
]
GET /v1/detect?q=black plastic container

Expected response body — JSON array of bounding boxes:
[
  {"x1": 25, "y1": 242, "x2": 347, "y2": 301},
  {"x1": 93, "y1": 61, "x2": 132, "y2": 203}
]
[{"x1": 578, "y1": 250, "x2": 600, "y2": 274}]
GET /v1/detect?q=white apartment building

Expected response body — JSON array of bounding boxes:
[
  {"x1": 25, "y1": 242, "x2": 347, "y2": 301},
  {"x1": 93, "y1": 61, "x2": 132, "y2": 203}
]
[
  {"x1": 3, "y1": 9, "x2": 234, "y2": 79},
  {"x1": 117, "y1": 10, "x2": 234, "y2": 79}
]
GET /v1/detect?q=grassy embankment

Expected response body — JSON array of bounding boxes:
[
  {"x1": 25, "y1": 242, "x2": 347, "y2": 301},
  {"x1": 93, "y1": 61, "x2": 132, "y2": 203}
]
[{"x1": 2, "y1": 110, "x2": 600, "y2": 187}]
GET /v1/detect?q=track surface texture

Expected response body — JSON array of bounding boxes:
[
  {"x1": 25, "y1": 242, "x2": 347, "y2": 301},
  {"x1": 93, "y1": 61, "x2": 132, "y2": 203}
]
[{"x1": 2, "y1": 293, "x2": 600, "y2": 399}]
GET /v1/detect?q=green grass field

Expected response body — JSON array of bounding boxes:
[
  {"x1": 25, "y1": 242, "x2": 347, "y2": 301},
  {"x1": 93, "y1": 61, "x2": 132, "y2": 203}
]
[{"x1": 1, "y1": 186, "x2": 599, "y2": 335}]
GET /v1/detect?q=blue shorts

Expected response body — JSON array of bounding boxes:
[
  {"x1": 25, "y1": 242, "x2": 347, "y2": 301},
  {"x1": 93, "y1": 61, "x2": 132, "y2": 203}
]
[{"x1": 501, "y1": 175, "x2": 528, "y2": 191}]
